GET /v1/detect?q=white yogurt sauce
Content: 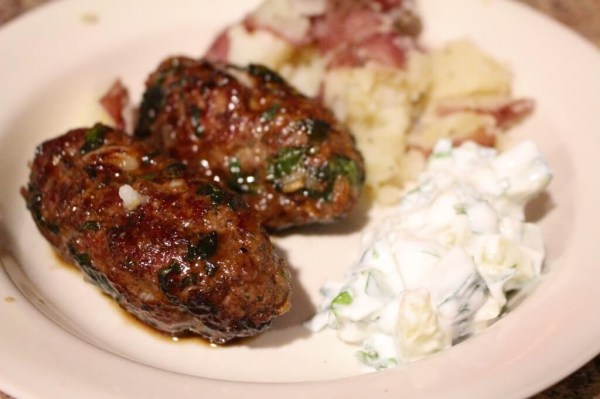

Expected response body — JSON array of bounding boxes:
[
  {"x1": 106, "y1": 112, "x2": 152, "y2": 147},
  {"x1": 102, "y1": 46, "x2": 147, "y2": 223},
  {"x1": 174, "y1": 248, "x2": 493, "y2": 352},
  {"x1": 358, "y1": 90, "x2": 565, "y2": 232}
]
[{"x1": 306, "y1": 139, "x2": 552, "y2": 370}]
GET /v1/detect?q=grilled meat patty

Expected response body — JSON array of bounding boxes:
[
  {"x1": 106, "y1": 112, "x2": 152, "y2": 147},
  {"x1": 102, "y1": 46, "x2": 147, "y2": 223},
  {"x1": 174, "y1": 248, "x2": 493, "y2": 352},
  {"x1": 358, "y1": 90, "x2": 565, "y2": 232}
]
[
  {"x1": 22, "y1": 125, "x2": 291, "y2": 343},
  {"x1": 135, "y1": 57, "x2": 365, "y2": 230}
]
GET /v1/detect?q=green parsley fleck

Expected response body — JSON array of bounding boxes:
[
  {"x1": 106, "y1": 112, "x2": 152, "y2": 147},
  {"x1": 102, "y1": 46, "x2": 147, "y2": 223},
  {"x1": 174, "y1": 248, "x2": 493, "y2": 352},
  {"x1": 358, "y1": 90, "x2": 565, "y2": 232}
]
[
  {"x1": 301, "y1": 118, "x2": 330, "y2": 142},
  {"x1": 81, "y1": 221, "x2": 101, "y2": 231},
  {"x1": 158, "y1": 262, "x2": 182, "y2": 295},
  {"x1": 267, "y1": 147, "x2": 306, "y2": 181},
  {"x1": 261, "y1": 103, "x2": 281, "y2": 122},
  {"x1": 135, "y1": 84, "x2": 164, "y2": 138},
  {"x1": 189, "y1": 105, "x2": 205, "y2": 137},
  {"x1": 227, "y1": 158, "x2": 258, "y2": 193},
  {"x1": 81, "y1": 124, "x2": 109, "y2": 153},
  {"x1": 164, "y1": 162, "x2": 186, "y2": 178},
  {"x1": 185, "y1": 231, "x2": 218, "y2": 262},
  {"x1": 247, "y1": 64, "x2": 285, "y2": 84}
]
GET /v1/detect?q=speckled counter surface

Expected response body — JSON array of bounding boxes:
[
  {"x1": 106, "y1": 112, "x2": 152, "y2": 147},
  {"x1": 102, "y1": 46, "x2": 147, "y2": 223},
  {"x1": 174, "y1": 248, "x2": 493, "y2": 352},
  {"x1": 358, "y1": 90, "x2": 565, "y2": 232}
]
[{"x1": 1, "y1": 0, "x2": 599, "y2": 398}]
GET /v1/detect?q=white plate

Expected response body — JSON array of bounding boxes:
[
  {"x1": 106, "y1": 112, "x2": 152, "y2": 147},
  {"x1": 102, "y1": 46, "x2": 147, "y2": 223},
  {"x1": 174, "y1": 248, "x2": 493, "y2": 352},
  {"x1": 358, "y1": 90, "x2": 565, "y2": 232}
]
[{"x1": 1, "y1": 0, "x2": 600, "y2": 398}]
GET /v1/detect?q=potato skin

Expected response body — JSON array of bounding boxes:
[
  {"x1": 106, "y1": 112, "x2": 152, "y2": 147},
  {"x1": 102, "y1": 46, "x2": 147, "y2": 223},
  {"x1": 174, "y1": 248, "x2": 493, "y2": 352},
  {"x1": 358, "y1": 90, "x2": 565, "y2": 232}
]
[
  {"x1": 135, "y1": 58, "x2": 365, "y2": 230},
  {"x1": 23, "y1": 125, "x2": 291, "y2": 343}
]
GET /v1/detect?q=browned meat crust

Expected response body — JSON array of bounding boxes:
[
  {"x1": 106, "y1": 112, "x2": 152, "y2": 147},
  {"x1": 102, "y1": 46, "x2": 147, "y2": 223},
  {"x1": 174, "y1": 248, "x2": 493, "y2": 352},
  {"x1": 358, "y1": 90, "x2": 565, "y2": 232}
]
[
  {"x1": 22, "y1": 125, "x2": 291, "y2": 343},
  {"x1": 135, "y1": 58, "x2": 365, "y2": 230}
]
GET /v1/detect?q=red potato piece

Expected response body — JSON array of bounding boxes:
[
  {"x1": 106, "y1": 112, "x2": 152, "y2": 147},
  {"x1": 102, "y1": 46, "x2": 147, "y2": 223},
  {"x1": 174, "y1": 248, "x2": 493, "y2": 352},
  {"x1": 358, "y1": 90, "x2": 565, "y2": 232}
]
[
  {"x1": 204, "y1": 0, "x2": 421, "y2": 70},
  {"x1": 436, "y1": 98, "x2": 535, "y2": 130},
  {"x1": 100, "y1": 79, "x2": 129, "y2": 130},
  {"x1": 327, "y1": 32, "x2": 412, "y2": 68}
]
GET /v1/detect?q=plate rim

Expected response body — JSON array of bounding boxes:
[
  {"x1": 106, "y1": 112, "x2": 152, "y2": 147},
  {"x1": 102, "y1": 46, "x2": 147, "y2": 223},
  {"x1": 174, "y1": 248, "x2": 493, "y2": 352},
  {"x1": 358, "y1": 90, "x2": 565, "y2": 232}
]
[{"x1": 1, "y1": 0, "x2": 600, "y2": 398}]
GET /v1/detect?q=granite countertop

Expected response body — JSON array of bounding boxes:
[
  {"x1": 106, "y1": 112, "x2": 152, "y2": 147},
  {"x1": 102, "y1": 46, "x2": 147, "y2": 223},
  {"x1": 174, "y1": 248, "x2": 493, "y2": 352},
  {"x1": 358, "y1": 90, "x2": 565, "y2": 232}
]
[{"x1": 1, "y1": 0, "x2": 599, "y2": 398}]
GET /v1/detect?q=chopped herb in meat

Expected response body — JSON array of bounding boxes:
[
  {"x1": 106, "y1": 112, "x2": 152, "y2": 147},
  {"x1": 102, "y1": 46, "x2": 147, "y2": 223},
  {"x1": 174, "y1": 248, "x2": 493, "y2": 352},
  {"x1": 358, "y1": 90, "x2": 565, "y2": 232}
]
[
  {"x1": 327, "y1": 154, "x2": 362, "y2": 187},
  {"x1": 141, "y1": 173, "x2": 157, "y2": 181},
  {"x1": 267, "y1": 149, "x2": 361, "y2": 198},
  {"x1": 261, "y1": 103, "x2": 281, "y2": 122},
  {"x1": 247, "y1": 64, "x2": 285, "y2": 84},
  {"x1": 196, "y1": 183, "x2": 244, "y2": 209},
  {"x1": 46, "y1": 223, "x2": 60, "y2": 234},
  {"x1": 135, "y1": 85, "x2": 164, "y2": 138},
  {"x1": 68, "y1": 243, "x2": 116, "y2": 295},
  {"x1": 81, "y1": 124, "x2": 109, "y2": 153},
  {"x1": 25, "y1": 184, "x2": 59, "y2": 234},
  {"x1": 227, "y1": 158, "x2": 258, "y2": 194},
  {"x1": 158, "y1": 262, "x2": 183, "y2": 298},
  {"x1": 141, "y1": 151, "x2": 160, "y2": 165},
  {"x1": 185, "y1": 231, "x2": 218, "y2": 261},
  {"x1": 267, "y1": 147, "x2": 306, "y2": 180},
  {"x1": 181, "y1": 273, "x2": 198, "y2": 288},
  {"x1": 315, "y1": 155, "x2": 363, "y2": 200},
  {"x1": 84, "y1": 165, "x2": 97, "y2": 178},
  {"x1": 267, "y1": 147, "x2": 309, "y2": 193},
  {"x1": 189, "y1": 105, "x2": 205, "y2": 137},
  {"x1": 164, "y1": 162, "x2": 186, "y2": 178},
  {"x1": 196, "y1": 184, "x2": 226, "y2": 205},
  {"x1": 81, "y1": 221, "x2": 101, "y2": 231},
  {"x1": 68, "y1": 244, "x2": 92, "y2": 269},
  {"x1": 301, "y1": 118, "x2": 330, "y2": 142}
]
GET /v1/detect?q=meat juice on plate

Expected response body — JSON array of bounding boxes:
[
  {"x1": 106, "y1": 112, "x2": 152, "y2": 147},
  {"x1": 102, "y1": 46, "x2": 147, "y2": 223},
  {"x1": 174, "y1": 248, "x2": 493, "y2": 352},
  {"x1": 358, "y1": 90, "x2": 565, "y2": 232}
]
[{"x1": 306, "y1": 139, "x2": 552, "y2": 369}]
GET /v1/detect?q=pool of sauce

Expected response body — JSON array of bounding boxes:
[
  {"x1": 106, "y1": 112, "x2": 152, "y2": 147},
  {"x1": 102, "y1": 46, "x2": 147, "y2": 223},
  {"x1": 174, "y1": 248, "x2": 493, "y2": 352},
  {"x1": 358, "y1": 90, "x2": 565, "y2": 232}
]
[{"x1": 51, "y1": 250, "x2": 259, "y2": 348}]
